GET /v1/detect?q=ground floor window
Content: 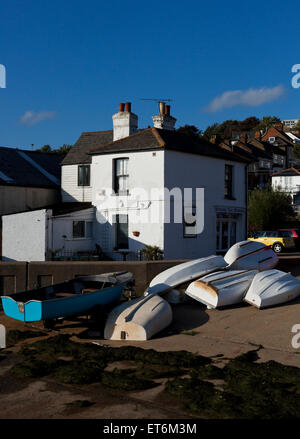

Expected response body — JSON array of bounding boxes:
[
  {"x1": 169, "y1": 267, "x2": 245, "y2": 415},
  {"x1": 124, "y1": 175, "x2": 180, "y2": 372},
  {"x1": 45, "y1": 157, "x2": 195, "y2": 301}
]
[
  {"x1": 216, "y1": 213, "x2": 238, "y2": 252},
  {"x1": 72, "y1": 221, "x2": 93, "y2": 239}
]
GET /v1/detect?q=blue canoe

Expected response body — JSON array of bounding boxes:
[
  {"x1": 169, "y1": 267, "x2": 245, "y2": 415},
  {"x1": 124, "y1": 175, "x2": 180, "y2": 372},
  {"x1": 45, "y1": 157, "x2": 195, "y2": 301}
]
[{"x1": 0, "y1": 272, "x2": 133, "y2": 323}]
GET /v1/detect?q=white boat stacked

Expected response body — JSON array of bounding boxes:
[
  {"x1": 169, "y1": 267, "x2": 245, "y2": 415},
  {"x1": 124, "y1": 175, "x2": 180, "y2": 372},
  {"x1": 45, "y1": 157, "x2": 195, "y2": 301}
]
[
  {"x1": 145, "y1": 241, "x2": 278, "y2": 305},
  {"x1": 145, "y1": 255, "x2": 228, "y2": 297},
  {"x1": 104, "y1": 294, "x2": 172, "y2": 341},
  {"x1": 244, "y1": 269, "x2": 300, "y2": 309},
  {"x1": 185, "y1": 269, "x2": 258, "y2": 309},
  {"x1": 224, "y1": 240, "x2": 278, "y2": 271}
]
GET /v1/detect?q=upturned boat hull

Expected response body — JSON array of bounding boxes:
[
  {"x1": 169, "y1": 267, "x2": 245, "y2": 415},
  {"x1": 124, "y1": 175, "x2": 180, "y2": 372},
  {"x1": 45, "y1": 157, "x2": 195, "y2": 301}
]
[
  {"x1": 145, "y1": 255, "x2": 228, "y2": 296},
  {"x1": 244, "y1": 269, "x2": 300, "y2": 309},
  {"x1": 224, "y1": 240, "x2": 278, "y2": 271},
  {"x1": 185, "y1": 269, "x2": 258, "y2": 309},
  {"x1": 104, "y1": 294, "x2": 172, "y2": 341}
]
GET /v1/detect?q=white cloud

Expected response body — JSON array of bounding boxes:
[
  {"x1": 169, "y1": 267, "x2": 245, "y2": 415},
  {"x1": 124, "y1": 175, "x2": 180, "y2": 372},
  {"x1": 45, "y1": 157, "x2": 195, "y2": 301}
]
[
  {"x1": 19, "y1": 110, "x2": 56, "y2": 126},
  {"x1": 205, "y1": 85, "x2": 285, "y2": 112}
]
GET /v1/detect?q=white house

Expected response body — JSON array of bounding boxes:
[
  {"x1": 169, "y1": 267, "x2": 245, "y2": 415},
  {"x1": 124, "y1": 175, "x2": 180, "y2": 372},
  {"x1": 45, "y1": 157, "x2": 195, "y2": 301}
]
[
  {"x1": 272, "y1": 167, "x2": 300, "y2": 214},
  {"x1": 2, "y1": 102, "x2": 249, "y2": 261}
]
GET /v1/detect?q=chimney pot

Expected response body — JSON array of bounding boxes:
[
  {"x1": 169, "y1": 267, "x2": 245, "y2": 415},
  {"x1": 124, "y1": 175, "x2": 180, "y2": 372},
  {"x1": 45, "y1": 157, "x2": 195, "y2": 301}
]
[
  {"x1": 119, "y1": 103, "x2": 125, "y2": 112},
  {"x1": 125, "y1": 102, "x2": 131, "y2": 113},
  {"x1": 165, "y1": 105, "x2": 170, "y2": 116},
  {"x1": 159, "y1": 102, "x2": 165, "y2": 115}
]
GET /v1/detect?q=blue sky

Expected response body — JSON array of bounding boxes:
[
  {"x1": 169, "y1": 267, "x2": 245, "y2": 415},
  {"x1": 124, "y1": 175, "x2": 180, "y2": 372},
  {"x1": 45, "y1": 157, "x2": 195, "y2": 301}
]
[{"x1": 0, "y1": 0, "x2": 300, "y2": 150}]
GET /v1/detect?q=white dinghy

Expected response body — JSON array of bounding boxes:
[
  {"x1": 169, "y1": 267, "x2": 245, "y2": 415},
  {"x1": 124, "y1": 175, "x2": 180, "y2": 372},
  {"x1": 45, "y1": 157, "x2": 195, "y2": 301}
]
[
  {"x1": 104, "y1": 294, "x2": 172, "y2": 341},
  {"x1": 224, "y1": 240, "x2": 278, "y2": 271},
  {"x1": 145, "y1": 255, "x2": 228, "y2": 297},
  {"x1": 244, "y1": 269, "x2": 300, "y2": 309},
  {"x1": 185, "y1": 269, "x2": 258, "y2": 309}
]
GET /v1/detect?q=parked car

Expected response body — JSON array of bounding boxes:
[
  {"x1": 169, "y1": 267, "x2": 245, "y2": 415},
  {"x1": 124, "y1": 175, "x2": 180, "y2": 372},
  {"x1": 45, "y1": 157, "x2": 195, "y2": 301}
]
[
  {"x1": 278, "y1": 229, "x2": 300, "y2": 249},
  {"x1": 248, "y1": 230, "x2": 295, "y2": 253}
]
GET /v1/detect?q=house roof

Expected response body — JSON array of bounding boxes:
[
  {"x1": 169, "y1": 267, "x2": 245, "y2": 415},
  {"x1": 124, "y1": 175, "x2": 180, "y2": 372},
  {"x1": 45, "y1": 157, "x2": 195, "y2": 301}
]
[
  {"x1": 61, "y1": 130, "x2": 113, "y2": 165},
  {"x1": 235, "y1": 140, "x2": 272, "y2": 160},
  {"x1": 262, "y1": 126, "x2": 294, "y2": 146},
  {"x1": 0, "y1": 147, "x2": 62, "y2": 188},
  {"x1": 248, "y1": 138, "x2": 286, "y2": 156},
  {"x1": 51, "y1": 202, "x2": 93, "y2": 216},
  {"x1": 89, "y1": 128, "x2": 250, "y2": 163},
  {"x1": 219, "y1": 142, "x2": 258, "y2": 162},
  {"x1": 272, "y1": 167, "x2": 300, "y2": 177},
  {"x1": 2, "y1": 202, "x2": 93, "y2": 217}
]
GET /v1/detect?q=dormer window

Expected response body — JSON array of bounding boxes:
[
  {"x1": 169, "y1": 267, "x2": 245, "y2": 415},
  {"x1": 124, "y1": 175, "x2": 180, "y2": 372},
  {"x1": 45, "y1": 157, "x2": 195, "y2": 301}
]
[
  {"x1": 268, "y1": 137, "x2": 276, "y2": 143},
  {"x1": 78, "y1": 165, "x2": 90, "y2": 186}
]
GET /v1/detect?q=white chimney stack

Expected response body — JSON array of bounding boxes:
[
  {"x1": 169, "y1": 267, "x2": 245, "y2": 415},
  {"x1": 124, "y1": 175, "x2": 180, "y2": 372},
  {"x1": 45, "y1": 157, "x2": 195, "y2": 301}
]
[
  {"x1": 112, "y1": 102, "x2": 138, "y2": 141},
  {"x1": 152, "y1": 102, "x2": 176, "y2": 130}
]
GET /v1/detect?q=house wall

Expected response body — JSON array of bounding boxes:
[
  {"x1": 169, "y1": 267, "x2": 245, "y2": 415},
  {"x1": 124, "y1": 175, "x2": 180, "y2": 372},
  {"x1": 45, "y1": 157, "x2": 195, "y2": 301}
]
[
  {"x1": 272, "y1": 175, "x2": 300, "y2": 198},
  {"x1": 61, "y1": 164, "x2": 92, "y2": 202},
  {"x1": 2, "y1": 209, "x2": 47, "y2": 261},
  {"x1": 48, "y1": 208, "x2": 96, "y2": 257},
  {"x1": 91, "y1": 149, "x2": 247, "y2": 260},
  {"x1": 0, "y1": 186, "x2": 60, "y2": 216},
  {"x1": 92, "y1": 150, "x2": 165, "y2": 257},
  {"x1": 163, "y1": 150, "x2": 247, "y2": 259}
]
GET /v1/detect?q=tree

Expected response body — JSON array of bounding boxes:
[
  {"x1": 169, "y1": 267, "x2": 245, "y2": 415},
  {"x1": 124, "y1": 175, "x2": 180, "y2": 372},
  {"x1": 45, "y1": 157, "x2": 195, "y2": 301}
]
[
  {"x1": 177, "y1": 125, "x2": 202, "y2": 138},
  {"x1": 248, "y1": 187, "x2": 295, "y2": 235},
  {"x1": 39, "y1": 144, "x2": 52, "y2": 152},
  {"x1": 293, "y1": 143, "x2": 300, "y2": 159},
  {"x1": 202, "y1": 117, "x2": 260, "y2": 143},
  {"x1": 54, "y1": 144, "x2": 72, "y2": 155},
  {"x1": 254, "y1": 116, "x2": 281, "y2": 132},
  {"x1": 36, "y1": 144, "x2": 72, "y2": 156}
]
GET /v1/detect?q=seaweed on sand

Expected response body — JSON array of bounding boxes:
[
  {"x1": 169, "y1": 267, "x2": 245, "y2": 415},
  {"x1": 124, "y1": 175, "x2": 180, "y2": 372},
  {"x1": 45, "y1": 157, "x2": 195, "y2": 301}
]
[
  {"x1": 165, "y1": 348, "x2": 300, "y2": 419},
  {"x1": 6, "y1": 330, "x2": 47, "y2": 346},
  {"x1": 55, "y1": 359, "x2": 106, "y2": 385},
  {"x1": 101, "y1": 369, "x2": 159, "y2": 391}
]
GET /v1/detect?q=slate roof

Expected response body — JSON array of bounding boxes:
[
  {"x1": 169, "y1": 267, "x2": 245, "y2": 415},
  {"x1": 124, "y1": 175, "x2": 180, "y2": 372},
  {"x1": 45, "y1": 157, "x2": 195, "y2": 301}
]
[
  {"x1": 219, "y1": 142, "x2": 258, "y2": 162},
  {"x1": 89, "y1": 128, "x2": 249, "y2": 163},
  {"x1": 61, "y1": 130, "x2": 113, "y2": 165},
  {"x1": 0, "y1": 146, "x2": 62, "y2": 188},
  {"x1": 248, "y1": 138, "x2": 286, "y2": 157},
  {"x1": 236, "y1": 140, "x2": 272, "y2": 160}
]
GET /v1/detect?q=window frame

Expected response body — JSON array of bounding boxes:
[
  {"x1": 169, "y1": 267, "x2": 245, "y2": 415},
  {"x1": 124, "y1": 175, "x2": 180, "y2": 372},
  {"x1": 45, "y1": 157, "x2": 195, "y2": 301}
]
[
  {"x1": 77, "y1": 164, "x2": 90, "y2": 187},
  {"x1": 224, "y1": 164, "x2": 234, "y2": 199},
  {"x1": 113, "y1": 158, "x2": 129, "y2": 195},
  {"x1": 72, "y1": 220, "x2": 93, "y2": 239}
]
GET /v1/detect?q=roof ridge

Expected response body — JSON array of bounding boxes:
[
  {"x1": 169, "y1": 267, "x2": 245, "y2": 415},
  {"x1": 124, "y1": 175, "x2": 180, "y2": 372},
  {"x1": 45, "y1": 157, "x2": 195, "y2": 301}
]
[
  {"x1": 272, "y1": 167, "x2": 300, "y2": 176},
  {"x1": 89, "y1": 127, "x2": 156, "y2": 153},
  {"x1": 81, "y1": 130, "x2": 113, "y2": 135}
]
